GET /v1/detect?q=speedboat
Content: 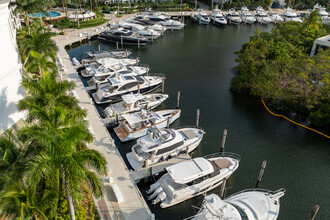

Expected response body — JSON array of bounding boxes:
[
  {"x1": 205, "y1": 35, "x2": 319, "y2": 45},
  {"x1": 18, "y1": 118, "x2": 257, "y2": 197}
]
[
  {"x1": 146, "y1": 152, "x2": 240, "y2": 208},
  {"x1": 103, "y1": 93, "x2": 168, "y2": 124},
  {"x1": 126, "y1": 126, "x2": 205, "y2": 170},
  {"x1": 226, "y1": 9, "x2": 241, "y2": 25},
  {"x1": 210, "y1": 9, "x2": 227, "y2": 25},
  {"x1": 98, "y1": 28, "x2": 149, "y2": 46},
  {"x1": 85, "y1": 66, "x2": 149, "y2": 91},
  {"x1": 138, "y1": 14, "x2": 184, "y2": 30},
  {"x1": 240, "y1": 6, "x2": 256, "y2": 24},
  {"x1": 307, "y1": 4, "x2": 330, "y2": 24},
  {"x1": 192, "y1": 188, "x2": 286, "y2": 220},
  {"x1": 113, "y1": 109, "x2": 181, "y2": 142},
  {"x1": 282, "y1": 8, "x2": 303, "y2": 23},
  {"x1": 194, "y1": 11, "x2": 211, "y2": 25},
  {"x1": 254, "y1": 6, "x2": 271, "y2": 24},
  {"x1": 268, "y1": 12, "x2": 284, "y2": 23},
  {"x1": 87, "y1": 49, "x2": 132, "y2": 59},
  {"x1": 119, "y1": 22, "x2": 161, "y2": 40},
  {"x1": 92, "y1": 74, "x2": 164, "y2": 104}
]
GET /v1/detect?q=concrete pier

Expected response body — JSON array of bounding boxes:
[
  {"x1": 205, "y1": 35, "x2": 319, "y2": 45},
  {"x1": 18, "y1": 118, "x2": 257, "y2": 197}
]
[{"x1": 53, "y1": 14, "x2": 152, "y2": 220}]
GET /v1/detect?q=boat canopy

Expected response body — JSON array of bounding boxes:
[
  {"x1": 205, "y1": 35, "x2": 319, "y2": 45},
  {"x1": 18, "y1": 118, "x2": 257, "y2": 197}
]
[
  {"x1": 166, "y1": 158, "x2": 214, "y2": 184},
  {"x1": 122, "y1": 113, "x2": 142, "y2": 126},
  {"x1": 122, "y1": 93, "x2": 143, "y2": 104}
]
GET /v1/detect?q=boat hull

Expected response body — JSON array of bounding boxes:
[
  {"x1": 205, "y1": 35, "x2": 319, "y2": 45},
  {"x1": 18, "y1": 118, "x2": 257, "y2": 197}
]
[{"x1": 98, "y1": 35, "x2": 148, "y2": 46}]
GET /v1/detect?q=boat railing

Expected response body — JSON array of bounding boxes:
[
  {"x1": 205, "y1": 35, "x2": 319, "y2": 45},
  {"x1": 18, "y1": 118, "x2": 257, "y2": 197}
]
[
  {"x1": 174, "y1": 125, "x2": 206, "y2": 133},
  {"x1": 147, "y1": 72, "x2": 166, "y2": 79},
  {"x1": 225, "y1": 188, "x2": 286, "y2": 199},
  {"x1": 203, "y1": 152, "x2": 241, "y2": 162}
]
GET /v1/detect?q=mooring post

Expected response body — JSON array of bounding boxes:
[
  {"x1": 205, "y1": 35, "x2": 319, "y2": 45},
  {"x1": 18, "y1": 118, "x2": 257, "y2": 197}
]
[
  {"x1": 171, "y1": 22, "x2": 174, "y2": 32},
  {"x1": 161, "y1": 79, "x2": 165, "y2": 94},
  {"x1": 255, "y1": 161, "x2": 267, "y2": 188},
  {"x1": 121, "y1": 35, "x2": 123, "y2": 47},
  {"x1": 167, "y1": 117, "x2": 170, "y2": 128},
  {"x1": 138, "y1": 38, "x2": 140, "y2": 49},
  {"x1": 220, "y1": 129, "x2": 227, "y2": 154},
  {"x1": 136, "y1": 57, "x2": 139, "y2": 66},
  {"x1": 151, "y1": 32, "x2": 154, "y2": 42},
  {"x1": 309, "y1": 205, "x2": 320, "y2": 220},
  {"x1": 137, "y1": 83, "x2": 140, "y2": 94},
  {"x1": 196, "y1": 109, "x2": 200, "y2": 128},
  {"x1": 98, "y1": 44, "x2": 100, "y2": 52},
  {"x1": 116, "y1": 42, "x2": 119, "y2": 50},
  {"x1": 125, "y1": 49, "x2": 128, "y2": 58},
  {"x1": 219, "y1": 178, "x2": 227, "y2": 199},
  {"x1": 176, "y1": 91, "x2": 181, "y2": 109}
]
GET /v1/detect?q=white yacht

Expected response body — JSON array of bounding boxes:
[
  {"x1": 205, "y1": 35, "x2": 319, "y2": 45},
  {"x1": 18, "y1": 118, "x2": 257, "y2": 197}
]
[
  {"x1": 210, "y1": 9, "x2": 227, "y2": 25},
  {"x1": 114, "y1": 109, "x2": 181, "y2": 142},
  {"x1": 192, "y1": 188, "x2": 286, "y2": 220},
  {"x1": 126, "y1": 18, "x2": 165, "y2": 32},
  {"x1": 92, "y1": 75, "x2": 163, "y2": 104},
  {"x1": 308, "y1": 4, "x2": 330, "y2": 24},
  {"x1": 85, "y1": 66, "x2": 149, "y2": 91},
  {"x1": 268, "y1": 12, "x2": 284, "y2": 23},
  {"x1": 240, "y1": 6, "x2": 256, "y2": 24},
  {"x1": 194, "y1": 11, "x2": 211, "y2": 25},
  {"x1": 86, "y1": 49, "x2": 132, "y2": 59},
  {"x1": 146, "y1": 153, "x2": 240, "y2": 208},
  {"x1": 137, "y1": 14, "x2": 184, "y2": 30},
  {"x1": 282, "y1": 8, "x2": 303, "y2": 23},
  {"x1": 126, "y1": 126, "x2": 205, "y2": 170},
  {"x1": 254, "y1": 6, "x2": 271, "y2": 24},
  {"x1": 119, "y1": 22, "x2": 161, "y2": 39},
  {"x1": 103, "y1": 93, "x2": 168, "y2": 124},
  {"x1": 226, "y1": 9, "x2": 241, "y2": 25}
]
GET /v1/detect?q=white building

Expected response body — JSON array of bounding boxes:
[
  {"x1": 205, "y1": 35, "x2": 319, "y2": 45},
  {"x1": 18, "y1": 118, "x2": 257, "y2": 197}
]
[{"x1": 0, "y1": 0, "x2": 25, "y2": 135}]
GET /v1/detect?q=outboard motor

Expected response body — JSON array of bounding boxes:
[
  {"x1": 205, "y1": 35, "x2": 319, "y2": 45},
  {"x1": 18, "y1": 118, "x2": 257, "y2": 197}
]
[
  {"x1": 152, "y1": 191, "x2": 166, "y2": 205},
  {"x1": 147, "y1": 186, "x2": 163, "y2": 200},
  {"x1": 146, "y1": 182, "x2": 160, "y2": 194}
]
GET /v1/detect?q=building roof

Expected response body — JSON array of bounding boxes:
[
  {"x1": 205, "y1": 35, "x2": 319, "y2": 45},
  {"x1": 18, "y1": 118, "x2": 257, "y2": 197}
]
[{"x1": 166, "y1": 158, "x2": 214, "y2": 184}]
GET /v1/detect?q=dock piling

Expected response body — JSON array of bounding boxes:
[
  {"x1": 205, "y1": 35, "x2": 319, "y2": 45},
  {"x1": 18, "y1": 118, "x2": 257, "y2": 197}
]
[
  {"x1": 176, "y1": 91, "x2": 181, "y2": 109},
  {"x1": 309, "y1": 205, "x2": 320, "y2": 220},
  {"x1": 255, "y1": 161, "x2": 267, "y2": 188},
  {"x1": 116, "y1": 42, "x2": 119, "y2": 50},
  {"x1": 219, "y1": 178, "x2": 227, "y2": 199},
  {"x1": 151, "y1": 32, "x2": 154, "y2": 42},
  {"x1": 138, "y1": 83, "x2": 140, "y2": 94},
  {"x1": 196, "y1": 109, "x2": 200, "y2": 128},
  {"x1": 167, "y1": 117, "x2": 170, "y2": 128},
  {"x1": 121, "y1": 35, "x2": 123, "y2": 47},
  {"x1": 161, "y1": 79, "x2": 165, "y2": 94},
  {"x1": 138, "y1": 38, "x2": 140, "y2": 49},
  {"x1": 171, "y1": 22, "x2": 174, "y2": 32},
  {"x1": 98, "y1": 44, "x2": 101, "y2": 52},
  {"x1": 125, "y1": 49, "x2": 128, "y2": 58},
  {"x1": 220, "y1": 129, "x2": 227, "y2": 154}
]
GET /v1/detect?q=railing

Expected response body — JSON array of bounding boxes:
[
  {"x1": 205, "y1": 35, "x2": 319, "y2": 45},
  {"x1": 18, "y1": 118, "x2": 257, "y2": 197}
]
[
  {"x1": 174, "y1": 125, "x2": 206, "y2": 132},
  {"x1": 203, "y1": 152, "x2": 241, "y2": 162},
  {"x1": 225, "y1": 188, "x2": 286, "y2": 199},
  {"x1": 146, "y1": 72, "x2": 166, "y2": 79}
]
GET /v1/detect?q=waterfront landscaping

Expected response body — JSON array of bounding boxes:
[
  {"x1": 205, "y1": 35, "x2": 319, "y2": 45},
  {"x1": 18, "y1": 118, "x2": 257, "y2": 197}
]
[{"x1": 231, "y1": 11, "x2": 330, "y2": 126}]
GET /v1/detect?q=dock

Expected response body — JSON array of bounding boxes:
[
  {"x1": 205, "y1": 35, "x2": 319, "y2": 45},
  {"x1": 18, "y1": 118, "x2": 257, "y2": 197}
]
[{"x1": 131, "y1": 154, "x2": 192, "y2": 183}]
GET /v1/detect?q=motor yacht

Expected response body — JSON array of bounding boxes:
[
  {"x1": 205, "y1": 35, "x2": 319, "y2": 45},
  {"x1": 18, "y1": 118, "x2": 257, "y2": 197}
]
[
  {"x1": 126, "y1": 126, "x2": 205, "y2": 170},
  {"x1": 254, "y1": 6, "x2": 271, "y2": 24},
  {"x1": 126, "y1": 18, "x2": 165, "y2": 32},
  {"x1": 226, "y1": 9, "x2": 241, "y2": 25},
  {"x1": 98, "y1": 28, "x2": 149, "y2": 46},
  {"x1": 308, "y1": 4, "x2": 330, "y2": 24},
  {"x1": 103, "y1": 93, "x2": 168, "y2": 125},
  {"x1": 92, "y1": 74, "x2": 164, "y2": 104},
  {"x1": 282, "y1": 8, "x2": 303, "y2": 23},
  {"x1": 137, "y1": 14, "x2": 184, "y2": 30},
  {"x1": 268, "y1": 12, "x2": 284, "y2": 23},
  {"x1": 114, "y1": 109, "x2": 181, "y2": 142},
  {"x1": 210, "y1": 9, "x2": 227, "y2": 25},
  {"x1": 146, "y1": 152, "x2": 240, "y2": 208},
  {"x1": 192, "y1": 188, "x2": 286, "y2": 220},
  {"x1": 240, "y1": 6, "x2": 256, "y2": 24},
  {"x1": 119, "y1": 22, "x2": 161, "y2": 40},
  {"x1": 194, "y1": 11, "x2": 211, "y2": 25},
  {"x1": 87, "y1": 49, "x2": 132, "y2": 59}
]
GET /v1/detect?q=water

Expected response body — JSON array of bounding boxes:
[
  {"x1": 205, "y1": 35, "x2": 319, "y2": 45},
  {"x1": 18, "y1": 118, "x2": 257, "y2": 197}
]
[
  {"x1": 28, "y1": 11, "x2": 61, "y2": 18},
  {"x1": 67, "y1": 20, "x2": 330, "y2": 220}
]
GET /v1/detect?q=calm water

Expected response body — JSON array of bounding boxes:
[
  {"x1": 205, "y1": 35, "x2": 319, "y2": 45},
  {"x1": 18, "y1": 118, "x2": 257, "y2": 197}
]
[{"x1": 68, "y1": 20, "x2": 330, "y2": 220}]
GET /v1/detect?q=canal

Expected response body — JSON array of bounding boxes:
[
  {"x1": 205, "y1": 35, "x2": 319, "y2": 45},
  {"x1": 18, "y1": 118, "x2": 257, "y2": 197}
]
[{"x1": 67, "y1": 20, "x2": 330, "y2": 220}]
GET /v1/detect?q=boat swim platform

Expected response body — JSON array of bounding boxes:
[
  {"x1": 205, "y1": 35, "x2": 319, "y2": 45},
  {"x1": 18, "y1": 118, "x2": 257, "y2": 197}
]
[{"x1": 130, "y1": 154, "x2": 192, "y2": 183}]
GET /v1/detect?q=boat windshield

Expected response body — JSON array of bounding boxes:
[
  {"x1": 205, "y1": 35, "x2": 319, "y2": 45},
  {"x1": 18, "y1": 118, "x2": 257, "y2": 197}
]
[
  {"x1": 245, "y1": 14, "x2": 253, "y2": 17},
  {"x1": 231, "y1": 204, "x2": 249, "y2": 220},
  {"x1": 202, "y1": 15, "x2": 208, "y2": 19},
  {"x1": 260, "y1": 14, "x2": 268, "y2": 17},
  {"x1": 286, "y1": 15, "x2": 298, "y2": 18},
  {"x1": 216, "y1": 16, "x2": 223, "y2": 18}
]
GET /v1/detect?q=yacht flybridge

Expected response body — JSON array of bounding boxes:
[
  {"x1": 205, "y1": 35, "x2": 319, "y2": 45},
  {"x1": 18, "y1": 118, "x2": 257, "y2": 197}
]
[
  {"x1": 194, "y1": 11, "x2": 211, "y2": 25},
  {"x1": 240, "y1": 6, "x2": 256, "y2": 24},
  {"x1": 255, "y1": 6, "x2": 271, "y2": 24},
  {"x1": 282, "y1": 8, "x2": 303, "y2": 23},
  {"x1": 92, "y1": 74, "x2": 164, "y2": 104},
  {"x1": 86, "y1": 49, "x2": 132, "y2": 59},
  {"x1": 192, "y1": 188, "x2": 286, "y2": 220},
  {"x1": 210, "y1": 9, "x2": 227, "y2": 25},
  {"x1": 126, "y1": 126, "x2": 205, "y2": 170},
  {"x1": 147, "y1": 153, "x2": 240, "y2": 208},
  {"x1": 226, "y1": 9, "x2": 241, "y2": 25},
  {"x1": 103, "y1": 93, "x2": 168, "y2": 123},
  {"x1": 114, "y1": 109, "x2": 181, "y2": 142}
]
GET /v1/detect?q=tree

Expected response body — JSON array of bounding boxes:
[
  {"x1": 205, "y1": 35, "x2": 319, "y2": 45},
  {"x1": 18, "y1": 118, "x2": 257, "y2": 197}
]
[
  {"x1": 42, "y1": 0, "x2": 56, "y2": 21},
  {"x1": 10, "y1": 0, "x2": 39, "y2": 33},
  {"x1": 303, "y1": 10, "x2": 323, "y2": 44},
  {"x1": 24, "y1": 51, "x2": 57, "y2": 77}
]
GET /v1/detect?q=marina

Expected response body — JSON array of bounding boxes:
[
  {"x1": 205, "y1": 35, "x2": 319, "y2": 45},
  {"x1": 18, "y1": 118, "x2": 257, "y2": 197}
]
[{"x1": 65, "y1": 19, "x2": 329, "y2": 220}]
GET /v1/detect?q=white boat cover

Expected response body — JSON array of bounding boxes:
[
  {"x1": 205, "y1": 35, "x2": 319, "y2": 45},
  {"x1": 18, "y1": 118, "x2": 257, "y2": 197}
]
[{"x1": 122, "y1": 93, "x2": 143, "y2": 104}]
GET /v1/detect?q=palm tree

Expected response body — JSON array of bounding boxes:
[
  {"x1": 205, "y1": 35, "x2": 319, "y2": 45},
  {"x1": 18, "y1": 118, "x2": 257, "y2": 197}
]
[
  {"x1": 10, "y1": 0, "x2": 39, "y2": 33},
  {"x1": 42, "y1": 0, "x2": 56, "y2": 21},
  {"x1": 21, "y1": 28, "x2": 58, "y2": 59},
  {"x1": 24, "y1": 51, "x2": 57, "y2": 77},
  {"x1": 303, "y1": 10, "x2": 323, "y2": 44}
]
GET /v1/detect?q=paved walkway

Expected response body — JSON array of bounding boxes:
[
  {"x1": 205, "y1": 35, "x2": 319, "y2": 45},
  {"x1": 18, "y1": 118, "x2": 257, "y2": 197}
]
[{"x1": 53, "y1": 13, "x2": 152, "y2": 220}]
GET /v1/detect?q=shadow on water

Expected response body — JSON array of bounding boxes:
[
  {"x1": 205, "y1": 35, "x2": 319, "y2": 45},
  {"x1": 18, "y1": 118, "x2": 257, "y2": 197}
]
[{"x1": 68, "y1": 19, "x2": 330, "y2": 220}]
